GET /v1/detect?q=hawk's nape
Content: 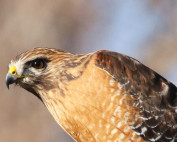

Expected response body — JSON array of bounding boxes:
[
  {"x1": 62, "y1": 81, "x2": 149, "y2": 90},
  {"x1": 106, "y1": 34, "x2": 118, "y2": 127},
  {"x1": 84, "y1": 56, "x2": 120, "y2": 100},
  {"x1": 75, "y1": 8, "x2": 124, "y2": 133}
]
[{"x1": 6, "y1": 47, "x2": 177, "y2": 142}]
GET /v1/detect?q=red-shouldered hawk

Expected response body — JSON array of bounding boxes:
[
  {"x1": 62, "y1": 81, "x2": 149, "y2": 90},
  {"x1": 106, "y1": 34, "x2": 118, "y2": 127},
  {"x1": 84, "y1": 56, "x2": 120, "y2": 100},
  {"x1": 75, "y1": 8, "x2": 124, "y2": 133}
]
[{"x1": 6, "y1": 48, "x2": 177, "y2": 142}]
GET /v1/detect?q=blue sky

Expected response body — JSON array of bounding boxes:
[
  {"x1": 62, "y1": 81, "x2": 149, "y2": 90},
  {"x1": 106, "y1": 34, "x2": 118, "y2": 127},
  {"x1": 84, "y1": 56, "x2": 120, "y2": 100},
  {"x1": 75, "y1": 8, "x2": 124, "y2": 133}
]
[{"x1": 82, "y1": 0, "x2": 177, "y2": 85}]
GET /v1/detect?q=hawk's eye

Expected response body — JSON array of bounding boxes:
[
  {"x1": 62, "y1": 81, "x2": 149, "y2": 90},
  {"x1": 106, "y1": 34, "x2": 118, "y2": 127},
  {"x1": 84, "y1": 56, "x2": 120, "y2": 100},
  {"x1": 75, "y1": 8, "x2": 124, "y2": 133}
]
[{"x1": 31, "y1": 59, "x2": 45, "y2": 69}]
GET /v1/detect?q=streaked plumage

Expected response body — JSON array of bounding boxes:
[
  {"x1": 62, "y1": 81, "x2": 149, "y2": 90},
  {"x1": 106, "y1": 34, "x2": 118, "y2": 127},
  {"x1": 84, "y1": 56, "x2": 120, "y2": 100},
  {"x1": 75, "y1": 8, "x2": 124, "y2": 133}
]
[{"x1": 6, "y1": 47, "x2": 177, "y2": 142}]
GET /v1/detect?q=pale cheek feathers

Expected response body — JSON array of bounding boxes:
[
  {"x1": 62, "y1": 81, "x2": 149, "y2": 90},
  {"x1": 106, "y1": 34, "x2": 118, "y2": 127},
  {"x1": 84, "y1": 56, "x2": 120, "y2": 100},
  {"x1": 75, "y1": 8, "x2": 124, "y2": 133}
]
[
  {"x1": 22, "y1": 77, "x2": 34, "y2": 84},
  {"x1": 28, "y1": 67, "x2": 43, "y2": 76}
]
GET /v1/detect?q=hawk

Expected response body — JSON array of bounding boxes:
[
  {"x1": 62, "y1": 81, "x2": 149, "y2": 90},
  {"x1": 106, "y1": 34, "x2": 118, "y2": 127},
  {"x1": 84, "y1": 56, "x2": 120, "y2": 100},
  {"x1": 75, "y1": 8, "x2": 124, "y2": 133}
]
[{"x1": 6, "y1": 47, "x2": 177, "y2": 142}]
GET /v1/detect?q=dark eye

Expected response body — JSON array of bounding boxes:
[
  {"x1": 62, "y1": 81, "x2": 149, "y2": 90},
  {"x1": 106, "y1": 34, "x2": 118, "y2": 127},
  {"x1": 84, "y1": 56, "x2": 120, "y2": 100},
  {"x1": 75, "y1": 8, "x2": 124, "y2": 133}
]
[{"x1": 31, "y1": 59, "x2": 45, "y2": 69}]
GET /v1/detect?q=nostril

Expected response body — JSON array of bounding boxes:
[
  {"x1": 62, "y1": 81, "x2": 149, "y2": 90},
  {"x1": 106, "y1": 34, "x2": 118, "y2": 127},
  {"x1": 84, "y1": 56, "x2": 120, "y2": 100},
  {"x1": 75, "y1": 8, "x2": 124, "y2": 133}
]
[{"x1": 12, "y1": 71, "x2": 16, "y2": 75}]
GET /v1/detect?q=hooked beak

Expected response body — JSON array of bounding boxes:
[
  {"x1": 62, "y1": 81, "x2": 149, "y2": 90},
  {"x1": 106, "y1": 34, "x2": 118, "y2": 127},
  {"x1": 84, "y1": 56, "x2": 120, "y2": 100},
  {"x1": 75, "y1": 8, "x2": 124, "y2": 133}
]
[
  {"x1": 6, "y1": 65, "x2": 19, "y2": 89},
  {"x1": 6, "y1": 72, "x2": 18, "y2": 89}
]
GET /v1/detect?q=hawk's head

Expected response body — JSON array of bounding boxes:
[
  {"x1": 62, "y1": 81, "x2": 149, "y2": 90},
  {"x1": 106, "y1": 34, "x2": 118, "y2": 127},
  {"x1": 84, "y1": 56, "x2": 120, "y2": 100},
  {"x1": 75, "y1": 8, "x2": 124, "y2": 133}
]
[{"x1": 6, "y1": 47, "x2": 73, "y2": 99}]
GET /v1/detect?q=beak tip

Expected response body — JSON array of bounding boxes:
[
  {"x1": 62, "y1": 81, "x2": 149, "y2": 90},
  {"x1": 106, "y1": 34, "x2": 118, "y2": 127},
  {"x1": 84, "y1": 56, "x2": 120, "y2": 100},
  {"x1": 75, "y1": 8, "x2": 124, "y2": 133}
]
[
  {"x1": 6, "y1": 72, "x2": 17, "y2": 89},
  {"x1": 6, "y1": 83, "x2": 9, "y2": 89},
  {"x1": 6, "y1": 78, "x2": 10, "y2": 89}
]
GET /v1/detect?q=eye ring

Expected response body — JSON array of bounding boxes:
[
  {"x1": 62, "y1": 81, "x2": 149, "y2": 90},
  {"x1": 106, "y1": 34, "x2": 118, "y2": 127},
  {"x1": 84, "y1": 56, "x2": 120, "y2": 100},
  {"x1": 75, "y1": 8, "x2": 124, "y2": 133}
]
[{"x1": 31, "y1": 59, "x2": 45, "y2": 69}]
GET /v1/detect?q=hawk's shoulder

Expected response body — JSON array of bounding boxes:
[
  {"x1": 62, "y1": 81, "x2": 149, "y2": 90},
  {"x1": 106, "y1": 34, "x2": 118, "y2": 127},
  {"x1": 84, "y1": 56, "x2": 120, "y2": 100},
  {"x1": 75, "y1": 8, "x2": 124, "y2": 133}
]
[
  {"x1": 92, "y1": 50, "x2": 177, "y2": 141},
  {"x1": 93, "y1": 50, "x2": 177, "y2": 106}
]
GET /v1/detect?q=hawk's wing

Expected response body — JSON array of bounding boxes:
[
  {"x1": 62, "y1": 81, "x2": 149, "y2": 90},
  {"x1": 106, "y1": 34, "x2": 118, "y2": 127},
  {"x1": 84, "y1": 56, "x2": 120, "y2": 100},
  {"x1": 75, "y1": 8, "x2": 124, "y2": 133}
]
[{"x1": 95, "y1": 50, "x2": 177, "y2": 141}]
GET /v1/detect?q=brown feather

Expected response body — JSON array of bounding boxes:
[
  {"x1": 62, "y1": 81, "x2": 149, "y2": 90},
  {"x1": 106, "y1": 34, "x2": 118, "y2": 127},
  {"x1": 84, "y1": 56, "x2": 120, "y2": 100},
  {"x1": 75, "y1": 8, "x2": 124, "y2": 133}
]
[{"x1": 8, "y1": 48, "x2": 177, "y2": 142}]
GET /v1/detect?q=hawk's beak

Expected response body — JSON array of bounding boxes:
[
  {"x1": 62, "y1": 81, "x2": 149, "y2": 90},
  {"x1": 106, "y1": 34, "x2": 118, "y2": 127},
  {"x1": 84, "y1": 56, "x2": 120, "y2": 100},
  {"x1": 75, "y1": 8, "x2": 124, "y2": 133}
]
[{"x1": 6, "y1": 66, "x2": 18, "y2": 89}]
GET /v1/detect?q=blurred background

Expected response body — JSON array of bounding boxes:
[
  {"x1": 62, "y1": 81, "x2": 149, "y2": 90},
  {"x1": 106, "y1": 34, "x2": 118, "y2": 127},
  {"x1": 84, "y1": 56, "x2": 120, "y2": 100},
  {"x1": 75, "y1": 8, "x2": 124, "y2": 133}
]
[{"x1": 0, "y1": 0, "x2": 177, "y2": 142}]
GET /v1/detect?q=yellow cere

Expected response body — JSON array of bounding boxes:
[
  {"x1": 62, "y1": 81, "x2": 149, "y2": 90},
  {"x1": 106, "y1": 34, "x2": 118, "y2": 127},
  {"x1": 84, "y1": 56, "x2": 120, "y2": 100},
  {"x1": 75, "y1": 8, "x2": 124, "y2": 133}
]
[
  {"x1": 9, "y1": 66, "x2": 17, "y2": 75},
  {"x1": 9, "y1": 65, "x2": 25, "y2": 78}
]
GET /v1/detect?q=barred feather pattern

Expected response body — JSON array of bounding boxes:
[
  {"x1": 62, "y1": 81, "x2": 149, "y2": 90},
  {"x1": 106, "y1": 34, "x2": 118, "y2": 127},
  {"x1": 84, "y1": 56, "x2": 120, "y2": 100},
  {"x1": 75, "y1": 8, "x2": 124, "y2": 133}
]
[
  {"x1": 95, "y1": 51, "x2": 177, "y2": 142},
  {"x1": 8, "y1": 48, "x2": 177, "y2": 142}
]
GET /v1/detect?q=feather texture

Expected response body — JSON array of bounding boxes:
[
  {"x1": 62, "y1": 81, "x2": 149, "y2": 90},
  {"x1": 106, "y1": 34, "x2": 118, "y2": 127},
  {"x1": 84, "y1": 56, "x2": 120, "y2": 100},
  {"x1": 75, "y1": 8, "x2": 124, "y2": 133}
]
[{"x1": 7, "y1": 48, "x2": 177, "y2": 142}]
